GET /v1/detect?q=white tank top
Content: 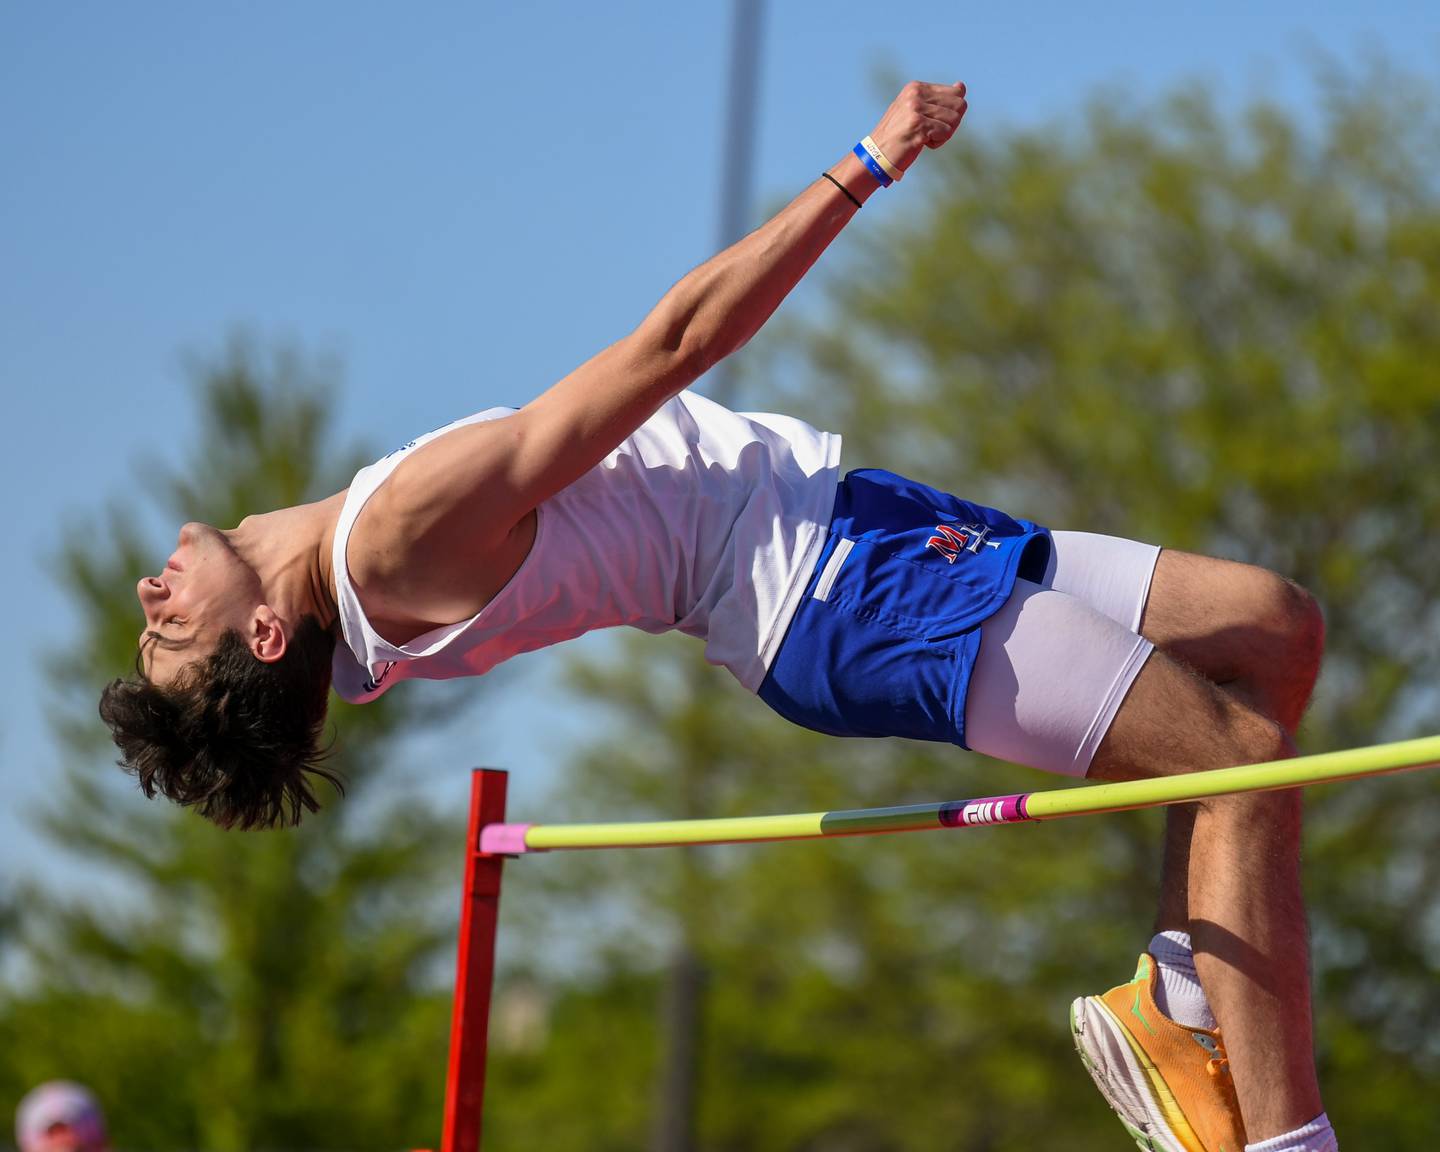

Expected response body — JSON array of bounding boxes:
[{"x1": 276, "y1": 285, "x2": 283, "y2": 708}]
[{"x1": 331, "y1": 390, "x2": 842, "y2": 703}]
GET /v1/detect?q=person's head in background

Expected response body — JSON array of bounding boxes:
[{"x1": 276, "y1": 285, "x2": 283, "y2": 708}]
[{"x1": 15, "y1": 1082, "x2": 110, "y2": 1152}]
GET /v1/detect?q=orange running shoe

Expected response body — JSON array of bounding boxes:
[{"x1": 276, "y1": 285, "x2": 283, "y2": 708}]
[{"x1": 1070, "y1": 954, "x2": 1247, "y2": 1152}]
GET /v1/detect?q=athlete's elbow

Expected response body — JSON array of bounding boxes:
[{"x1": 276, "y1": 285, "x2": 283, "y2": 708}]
[
  {"x1": 673, "y1": 329, "x2": 726, "y2": 381},
  {"x1": 647, "y1": 343, "x2": 713, "y2": 397},
  {"x1": 636, "y1": 305, "x2": 721, "y2": 387}
]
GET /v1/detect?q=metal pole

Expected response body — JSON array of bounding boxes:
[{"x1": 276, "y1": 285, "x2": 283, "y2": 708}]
[
  {"x1": 654, "y1": 10, "x2": 767, "y2": 1148},
  {"x1": 705, "y1": 0, "x2": 765, "y2": 409},
  {"x1": 439, "y1": 769, "x2": 509, "y2": 1152}
]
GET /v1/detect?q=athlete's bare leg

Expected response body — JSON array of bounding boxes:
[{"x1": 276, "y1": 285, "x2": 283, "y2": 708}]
[
  {"x1": 1139, "y1": 552, "x2": 1324, "y2": 930},
  {"x1": 1089, "y1": 551, "x2": 1326, "y2": 1141},
  {"x1": 1139, "y1": 552, "x2": 1324, "y2": 733}
]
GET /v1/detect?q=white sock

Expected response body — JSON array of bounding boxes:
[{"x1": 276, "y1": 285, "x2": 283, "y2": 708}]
[
  {"x1": 1148, "y1": 929, "x2": 1217, "y2": 1031},
  {"x1": 1245, "y1": 1112, "x2": 1337, "y2": 1152}
]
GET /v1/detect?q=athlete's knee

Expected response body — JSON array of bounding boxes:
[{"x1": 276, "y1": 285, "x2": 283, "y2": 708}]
[
  {"x1": 1260, "y1": 572, "x2": 1326, "y2": 683},
  {"x1": 1221, "y1": 569, "x2": 1325, "y2": 734}
]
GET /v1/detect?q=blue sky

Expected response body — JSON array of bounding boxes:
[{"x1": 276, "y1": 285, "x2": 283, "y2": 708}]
[{"x1": 2, "y1": 2, "x2": 1436, "y2": 882}]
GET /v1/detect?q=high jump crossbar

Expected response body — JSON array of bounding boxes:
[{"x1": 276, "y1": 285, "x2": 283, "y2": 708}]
[
  {"x1": 481, "y1": 734, "x2": 1440, "y2": 854},
  {"x1": 430, "y1": 734, "x2": 1440, "y2": 1152}
]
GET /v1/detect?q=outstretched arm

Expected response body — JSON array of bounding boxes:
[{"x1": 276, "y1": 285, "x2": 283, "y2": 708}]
[
  {"x1": 493, "y1": 80, "x2": 966, "y2": 517},
  {"x1": 353, "y1": 81, "x2": 968, "y2": 617}
]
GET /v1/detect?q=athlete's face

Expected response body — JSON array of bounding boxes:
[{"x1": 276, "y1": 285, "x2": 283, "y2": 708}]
[{"x1": 135, "y1": 522, "x2": 261, "y2": 686}]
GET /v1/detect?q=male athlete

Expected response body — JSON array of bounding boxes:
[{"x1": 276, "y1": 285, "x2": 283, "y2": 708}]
[{"x1": 103, "y1": 81, "x2": 1336, "y2": 1152}]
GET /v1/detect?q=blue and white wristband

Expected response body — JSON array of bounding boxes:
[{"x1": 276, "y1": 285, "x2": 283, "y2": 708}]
[
  {"x1": 855, "y1": 135, "x2": 903, "y2": 187},
  {"x1": 853, "y1": 141, "x2": 893, "y2": 187}
]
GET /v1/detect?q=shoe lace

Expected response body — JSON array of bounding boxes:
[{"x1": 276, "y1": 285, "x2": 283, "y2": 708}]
[{"x1": 1204, "y1": 1032, "x2": 1240, "y2": 1111}]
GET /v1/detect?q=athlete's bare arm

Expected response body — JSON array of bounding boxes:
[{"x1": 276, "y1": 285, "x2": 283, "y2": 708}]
[{"x1": 348, "y1": 81, "x2": 968, "y2": 633}]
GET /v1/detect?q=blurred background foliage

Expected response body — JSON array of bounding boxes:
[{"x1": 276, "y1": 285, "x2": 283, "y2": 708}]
[
  {"x1": 3, "y1": 66, "x2": 1439, "y2": 1149},
  {"x1": 0, "y1": 343, "x2": 462, "y2": 1150}
]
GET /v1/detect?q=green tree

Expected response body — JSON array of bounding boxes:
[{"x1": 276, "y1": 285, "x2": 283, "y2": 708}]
[
  {"x1": 0, "y1": 340, "x2": 467, "y2": 1150},
  {"x1": 489, "y1": 65, "x2": 1440, "y2": 1149}
]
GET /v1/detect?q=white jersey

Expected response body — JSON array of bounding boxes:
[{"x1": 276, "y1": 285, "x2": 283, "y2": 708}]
[{"x1": 331, "y1": 390, "x2": 842, "y2": 703}]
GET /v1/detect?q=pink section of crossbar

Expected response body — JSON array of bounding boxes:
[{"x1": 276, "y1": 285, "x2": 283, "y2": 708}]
[
  {"x1": 937, "y1": 793, "x2": 1029, "y2": 827},
  {"x1": 479, "y1": 822, "x2": 534, "y2": 856}
]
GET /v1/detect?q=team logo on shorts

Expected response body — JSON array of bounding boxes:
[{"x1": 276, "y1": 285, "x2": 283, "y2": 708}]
[{"x1": 925, "y1": 522, "x2": 1000, "y2": 564}]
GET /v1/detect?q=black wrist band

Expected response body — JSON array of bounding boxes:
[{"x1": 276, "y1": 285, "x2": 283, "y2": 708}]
[{"x1": 821, "y1": 171, "x2": 862, "y2": 210}]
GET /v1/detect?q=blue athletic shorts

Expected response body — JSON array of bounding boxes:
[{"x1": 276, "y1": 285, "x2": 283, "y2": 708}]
[{"x1": 757, "y1": 469, "x2": 1051, "y2": 747}]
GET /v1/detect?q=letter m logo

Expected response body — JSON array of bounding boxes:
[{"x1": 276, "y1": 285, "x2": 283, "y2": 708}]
[{"x1": 925, "y1": 523, "x2": 970, "y2": 564}]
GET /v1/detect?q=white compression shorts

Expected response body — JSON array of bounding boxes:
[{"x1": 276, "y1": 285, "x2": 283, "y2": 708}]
[{"x1": 964, "y1": 531, "x2": 1161, "y2": 777}]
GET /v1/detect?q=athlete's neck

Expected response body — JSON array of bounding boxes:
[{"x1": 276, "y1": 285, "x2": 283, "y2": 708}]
[{"x1": 224, "y1": 493, "x2": 346, "y2": 630}]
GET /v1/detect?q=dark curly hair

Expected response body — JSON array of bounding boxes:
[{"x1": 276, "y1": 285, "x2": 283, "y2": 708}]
[{"x1": 99, "y1": 615, "x2": 342, "y2": 829}]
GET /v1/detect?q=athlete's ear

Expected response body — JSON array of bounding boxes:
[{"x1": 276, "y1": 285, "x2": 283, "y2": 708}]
[{"x1": 250, "y1": 605, "x2": 289, "y2": 664}]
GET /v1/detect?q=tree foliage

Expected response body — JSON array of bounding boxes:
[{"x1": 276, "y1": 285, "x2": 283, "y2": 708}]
[{"x1": 1, "y1": 340, "x2": 465, "y2": 1150}]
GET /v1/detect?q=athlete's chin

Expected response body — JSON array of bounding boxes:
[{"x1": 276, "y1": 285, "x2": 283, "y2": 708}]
[
  {"x1": 180, "y1": 520, "x2": 217, "y2": 545},
  {"x1": 178, "y1": 521, "x2": 234, "y2": 560}
]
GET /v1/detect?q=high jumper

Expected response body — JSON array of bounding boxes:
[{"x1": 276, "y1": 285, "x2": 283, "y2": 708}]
[{"x1": 104, "y1": 80, "x2": 1336, "y2": 1152}]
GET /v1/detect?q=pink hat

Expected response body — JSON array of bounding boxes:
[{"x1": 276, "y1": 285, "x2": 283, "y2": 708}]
[{"x1": 15, "y1": 1082, "x2": 109, "y2": 1152}]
